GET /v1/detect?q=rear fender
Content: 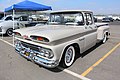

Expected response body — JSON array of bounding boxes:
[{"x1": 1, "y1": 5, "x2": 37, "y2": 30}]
[{"x1": 97, "y1": 25, "x2": 110, "y2": 40}]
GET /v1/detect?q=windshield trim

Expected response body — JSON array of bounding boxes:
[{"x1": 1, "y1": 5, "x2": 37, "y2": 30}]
[{"x1": 48, "y1": 12, "x2": 85, "y2": 26}]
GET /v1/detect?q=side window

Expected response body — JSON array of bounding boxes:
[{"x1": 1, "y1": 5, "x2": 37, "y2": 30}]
[
  {"x1": 21, "y1": 16, "x2": 28, "y2": 21},
  {"x1": 55, "y1": 15, "x2": 61, "y2": 22},
  {"x1": 75, "y1": 13, "x2": 84, "y2": 25},
  {"x1": 5, "y1": 16, "x2": 13, "y2": 21},
  {"x1": 85, "y1": 13, "x2": 93, "y2": 25},
  {"x1": 50, "y1": 15, "x2": 61, "y2": 22}
]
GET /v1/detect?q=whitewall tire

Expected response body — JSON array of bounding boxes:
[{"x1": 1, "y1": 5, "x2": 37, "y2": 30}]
[{"x1": 61, "y1": 46, "x2": 75, "y2": 68}]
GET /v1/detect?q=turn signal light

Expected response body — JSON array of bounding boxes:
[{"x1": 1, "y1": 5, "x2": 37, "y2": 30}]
[
  {"x1": 37, "y1": 37, "x2": 43, "y2": 41},
  {"x1": 30, "y1": 36, "x2": 49, "y2": 42}
]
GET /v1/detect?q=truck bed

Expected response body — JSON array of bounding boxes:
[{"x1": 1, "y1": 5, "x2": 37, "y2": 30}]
[{"x1": 95, "y1": 22, "x2": 109, "y2": 27}]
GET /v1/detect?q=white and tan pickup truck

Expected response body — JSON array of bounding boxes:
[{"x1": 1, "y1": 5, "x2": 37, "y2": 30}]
[{"x1": 14, "y1": 10, "x2": 110, "y2": 68}]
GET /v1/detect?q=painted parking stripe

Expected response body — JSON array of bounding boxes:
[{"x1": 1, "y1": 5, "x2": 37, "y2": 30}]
[
  {"x1": 81, "y1": 43, "x2": 120, "y2": 77},
  {"x1": 0, "y1": 38, "x2": 14, "y2": 47},
  {"x1": 109, "y1": 36, "x2": 120, "y2": 40},
  {"x1": 58, "y1": 67, "x2": 91, "y2": 80},
  {"x1": 4, "y1": 39, "x2": 13, "y2": 42},
  {"x1": 0, "y1": 38, "x2": 91, "y2": 80}
]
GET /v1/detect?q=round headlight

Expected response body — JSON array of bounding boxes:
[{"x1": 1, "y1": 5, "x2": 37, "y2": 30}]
[
  {"x1": 15, "y1": 40, "x2": 22, "y2": 49},
  {"x1": 38, "y1": 47, "x2": 54, "y2": 58},
  {"x1": 45, "y1": 50, "x2": 54, "y2": 59},
  {"x1": 44, "y1": 52, "x2": 50, "y2": 58}
]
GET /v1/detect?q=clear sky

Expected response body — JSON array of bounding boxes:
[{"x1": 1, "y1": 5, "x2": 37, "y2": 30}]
[{"x1": 0, "y1": 0, "x2": 120, "y2": 14}]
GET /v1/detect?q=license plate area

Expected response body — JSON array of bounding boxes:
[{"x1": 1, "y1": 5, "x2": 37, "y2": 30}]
[
  {"x1": 24, "y1": 52, "x2": 30, "y2": 56},
  {"x1": 23, "y1": 48, "x2": 31, "y2": 57}
]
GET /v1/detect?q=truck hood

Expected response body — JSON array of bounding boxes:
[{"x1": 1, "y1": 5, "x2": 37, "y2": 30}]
[
  {"x1": 95, "y1": 22, "x2": 109, "y2": 27},
  {"x1": 14, "y1": 25, "x2": 84, "y2": 43}
]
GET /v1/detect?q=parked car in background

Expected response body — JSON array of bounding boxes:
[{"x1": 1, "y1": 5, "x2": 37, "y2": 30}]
[
  {"x1": 116, "y1": 17, "x2": 120, "y2": 21},
  {"x1": 102, "y1": 17, "x2": 114, "y2": 22},
  {"x1": 93, "y1": 17, "x2": 97, "y2": 22},
  {"x1": 0, "y1": 15, "x2": 26, "y2": 36}
]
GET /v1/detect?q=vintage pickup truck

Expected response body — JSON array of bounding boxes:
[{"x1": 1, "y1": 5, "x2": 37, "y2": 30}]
[{"x1": 14, "y1": 10, "x2": 110, "y2": 68}]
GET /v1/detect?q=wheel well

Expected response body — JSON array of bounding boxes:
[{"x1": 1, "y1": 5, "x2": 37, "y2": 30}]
[
  {"x1": 6, "y1": 28, "x2": 13, "y2": 32},
  {"x1": 7, "y1": 28, "x2": 13, "y2": 31},
  {"x1": 72, "y1": 43, "x2": 80, "y2": 54}
]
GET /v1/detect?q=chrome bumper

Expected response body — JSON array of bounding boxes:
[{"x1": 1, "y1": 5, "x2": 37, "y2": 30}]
[{"x1": 15, "y1": 41, "x2": 59, "y2": 68}]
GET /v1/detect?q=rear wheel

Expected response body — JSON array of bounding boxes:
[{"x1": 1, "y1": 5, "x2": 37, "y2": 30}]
[
  {"x1": 61, "y1": 46, "x2": 75, "y2": 68},
  {"x1": 102, "y1": 34, "x2": 107, "y2": 43},
  {"x1": 6, "y1": 28, "x2": 13, "y2": 36}
]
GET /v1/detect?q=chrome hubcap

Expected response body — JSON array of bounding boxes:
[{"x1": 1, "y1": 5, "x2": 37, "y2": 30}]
[
  {"x1": 7, "y1": 29, "x2": 13, "y2": 36},
  {"x1": 66, "y1": 48, "x2": 73, "y2": 63}
]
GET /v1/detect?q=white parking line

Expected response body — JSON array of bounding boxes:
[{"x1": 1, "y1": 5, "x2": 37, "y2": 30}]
[
  {"x1": 0, "y1": 38, "x2": 14, "y2": 47},
  {"x1": 4, "y1": 39, "x2": 13, "y2": 42},
  {"x1": 109, "y1": 36, "x2": 120, "y2": 40},
  {"x1": 58, "y1": 67, "x2": 91, "y2": 80},
  {"x1": 0, "y1": 38, "x2": 91, "y2": 80}
]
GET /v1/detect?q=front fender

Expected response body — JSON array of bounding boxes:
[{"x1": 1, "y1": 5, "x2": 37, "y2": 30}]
[{"x1": 52, "y1": 37, "x2": 84, "y2": 63}]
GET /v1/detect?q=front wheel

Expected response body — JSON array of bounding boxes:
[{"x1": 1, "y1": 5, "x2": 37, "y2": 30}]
[
  {"x1": 6, "y1": 28, "x2": 13, "y2": 36},
  {"x1": 61, "y1": 46, "x2": 75, "y2": 68}
]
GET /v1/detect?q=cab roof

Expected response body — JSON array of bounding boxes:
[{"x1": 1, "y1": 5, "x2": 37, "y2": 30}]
[{"x1": 50, "y1": 10, "x2": 93, "y2": 14}]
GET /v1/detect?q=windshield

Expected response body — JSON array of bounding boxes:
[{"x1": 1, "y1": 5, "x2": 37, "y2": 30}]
[{"x1": 48, "y1": 12, "x2": 84, "y2": 25}]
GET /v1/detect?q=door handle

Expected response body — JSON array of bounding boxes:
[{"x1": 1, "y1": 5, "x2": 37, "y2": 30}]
[
  {"x1": 79, "y1": 38, "x2": 85, "y2": 41},
  {"x1": 89, "y1": 26, "x2": 93, "y2": 29}
]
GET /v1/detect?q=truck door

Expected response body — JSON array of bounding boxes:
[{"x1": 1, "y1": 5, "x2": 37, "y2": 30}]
[{"x1": 84, "y1": 12, "x2": 97, "y2": 51}]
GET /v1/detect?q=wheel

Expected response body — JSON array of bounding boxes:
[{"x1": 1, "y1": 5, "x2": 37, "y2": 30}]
[
  {"x1": 102, "y1": 34, "x2": 107, "y2": 43},
  {"x1": 61, "y1": 46, "x2": 75, "y2": 68},
  {"x1": 6, "y1": 28, "x2": 13, "y2": 36}
]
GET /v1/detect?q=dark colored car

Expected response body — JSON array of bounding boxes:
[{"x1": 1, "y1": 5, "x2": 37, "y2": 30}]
[
  {"x1": 93, "y1": 17, "x2": 97, "y2": 22},
  {"x1": 116, "y1": 17, "x2": 120, "y2": 21},
  {"x1": 102, "y1": 17, "x2": 114, "y2": 22}
]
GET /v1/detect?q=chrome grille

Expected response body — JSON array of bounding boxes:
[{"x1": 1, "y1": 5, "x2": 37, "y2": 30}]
[{"x1": 21, "y1": 41, "x2": 39, "y2": 52}]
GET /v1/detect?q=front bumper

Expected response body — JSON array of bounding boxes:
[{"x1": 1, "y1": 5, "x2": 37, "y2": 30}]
[{"x1": 15, "y1": 40, "x2": 59, "y2": 68}]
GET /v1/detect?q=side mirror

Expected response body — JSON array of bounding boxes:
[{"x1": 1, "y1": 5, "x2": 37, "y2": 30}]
[{"x1": 94, "y1": 17, "x2": 97, "y2": 22}]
